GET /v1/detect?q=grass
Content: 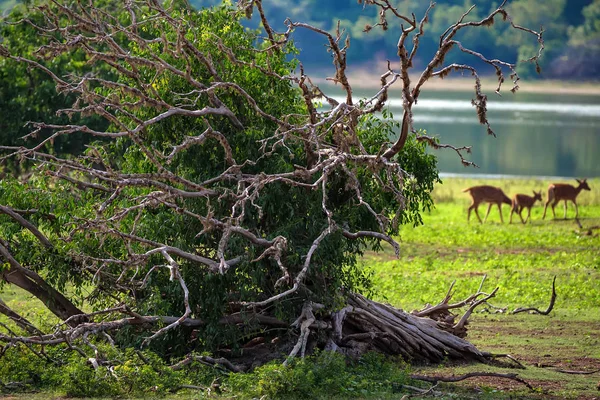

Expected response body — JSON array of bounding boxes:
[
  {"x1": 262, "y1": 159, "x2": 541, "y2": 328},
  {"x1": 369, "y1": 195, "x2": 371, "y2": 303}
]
[
  {"x1": 360, "y1": 177, "x2": 600, "y2": 398},
  {"x1": 1, "y1": 177, "x2": 599, "y2": 399}
]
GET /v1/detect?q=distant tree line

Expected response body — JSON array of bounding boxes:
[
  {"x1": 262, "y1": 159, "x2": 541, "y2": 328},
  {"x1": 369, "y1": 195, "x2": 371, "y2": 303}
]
[
  {"x1": 2, "y1": 0, "x2": 598, "y2": 79},
  {"x1": 188, "y1": 0, "x2": 600, "y2": 80}
]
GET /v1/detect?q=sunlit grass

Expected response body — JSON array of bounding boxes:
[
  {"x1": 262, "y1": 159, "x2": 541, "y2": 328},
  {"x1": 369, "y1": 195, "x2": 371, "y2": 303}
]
[{"x1": 360, "y1": 177, "x2": 600, "y2": 398}]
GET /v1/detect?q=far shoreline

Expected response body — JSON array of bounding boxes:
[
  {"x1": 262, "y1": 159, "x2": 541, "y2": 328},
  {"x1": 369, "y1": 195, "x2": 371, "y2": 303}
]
[{"x1": 317, "y1": 68, "x2": 600, "y2": 96}]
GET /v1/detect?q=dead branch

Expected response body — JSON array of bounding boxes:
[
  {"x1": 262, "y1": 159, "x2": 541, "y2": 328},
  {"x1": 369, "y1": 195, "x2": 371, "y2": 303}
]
[
  {"x1": 170, "y1": 354, "x2": 242, "y2": 373},
  {"x1": 482, "y1": 352, "x2": 526, "y2": 369},
  {"x1": 284, "y1": 302, "x2": 318, "y2": 366},
  {"x1": 397, "y1": 383, "x2": 443, "y2": 397},
  {"x1": 574, "y1": 218, "x2": 600, "y2": 237},
  {"x1": 512, "y1": 276, "x2": 556, "y2": 315}
]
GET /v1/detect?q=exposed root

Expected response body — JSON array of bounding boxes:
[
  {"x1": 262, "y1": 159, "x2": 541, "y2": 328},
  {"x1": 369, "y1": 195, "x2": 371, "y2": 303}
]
[
  {"x1": 410, "y1": 371, "x2": 534, "y2": 390},
  {"x1": 0, "y1": 281, "x2": 515, "y2": 369},
  {"x1": 512, "y1": 276, "x2": 556, "y2": 315},
  {"x1": 536, "y1": 364, "x2": 600, "y2": 375}
]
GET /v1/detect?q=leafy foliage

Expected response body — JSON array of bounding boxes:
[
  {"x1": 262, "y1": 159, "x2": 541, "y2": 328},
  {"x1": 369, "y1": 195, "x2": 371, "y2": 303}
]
[
  {"x1": 226, "y1": 351, "x2": 409, "y2": 399},
  {"x1": 0, "y1": 3, "x2": 109, "y2": 174},
  {"x1": 0, "y1": 344, "x2": 410, "y2": 398},
  {"x1": 0, "y1": 0, "x2": 439, "y2": 359}
]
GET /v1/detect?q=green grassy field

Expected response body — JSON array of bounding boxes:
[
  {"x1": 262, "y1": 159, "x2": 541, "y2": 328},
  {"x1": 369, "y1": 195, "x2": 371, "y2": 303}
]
[
  {"x1": 362, "y1": 177, "x2": 600, "y2": 398},
  {"x1": 1, "y1": 177, "x2": 599, "y2": 399}
]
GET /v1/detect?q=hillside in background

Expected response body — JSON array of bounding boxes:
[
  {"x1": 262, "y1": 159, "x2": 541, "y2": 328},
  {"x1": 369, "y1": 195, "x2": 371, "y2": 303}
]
[{"x1": 2, "y1": 0, "x2": 599, "y2": 79}]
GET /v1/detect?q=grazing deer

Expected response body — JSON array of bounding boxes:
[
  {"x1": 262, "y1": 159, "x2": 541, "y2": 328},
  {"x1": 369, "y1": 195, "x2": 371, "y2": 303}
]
[
  {"x1": 542, "y1": 179, "x2": 591, "y2": 219},
  {"x1": 510, "y1": 191, "x2": 542, "y2": 224},
  {"x1": 463, "y1": 185, "x2": 512, "y2": 223}
]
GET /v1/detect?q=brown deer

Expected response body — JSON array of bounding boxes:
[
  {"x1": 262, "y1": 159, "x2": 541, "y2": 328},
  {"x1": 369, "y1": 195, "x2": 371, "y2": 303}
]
[
  {"x1": 542, "y1": 179, "x2": 591, "y2": 219},
  {"x1": 463, "y1": 185, "x2": 512, "y2": 223},
  {"x1": 510, "y1": 191, "x2": 542, "y2": 224}
]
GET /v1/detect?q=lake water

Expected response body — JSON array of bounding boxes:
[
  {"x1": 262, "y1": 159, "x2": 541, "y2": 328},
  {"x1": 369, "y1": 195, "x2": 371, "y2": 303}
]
[{"x1": 328, "y1": 88, "x2": 600, "y2": 178}]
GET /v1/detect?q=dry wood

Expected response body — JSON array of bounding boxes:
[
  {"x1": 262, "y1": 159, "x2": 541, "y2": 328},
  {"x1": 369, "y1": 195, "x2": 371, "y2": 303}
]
[
  {"x1": 170, "y1": 354, "x2": 242, "y2": 373},
  {"x1": 482, "y1": 352, "x2": 526, "y2": 369}
]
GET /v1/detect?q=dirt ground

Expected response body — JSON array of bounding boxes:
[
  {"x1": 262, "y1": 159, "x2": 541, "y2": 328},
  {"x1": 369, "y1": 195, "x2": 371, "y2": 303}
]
[{"x1": 412, "y1": 314, "x2": 600, "y2": 399}]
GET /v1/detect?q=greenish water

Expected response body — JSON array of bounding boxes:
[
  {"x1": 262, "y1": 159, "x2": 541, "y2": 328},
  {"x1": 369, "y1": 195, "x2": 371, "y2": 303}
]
[{"x1": 330, "y1": 88, "x2": 600, "y2": 178}]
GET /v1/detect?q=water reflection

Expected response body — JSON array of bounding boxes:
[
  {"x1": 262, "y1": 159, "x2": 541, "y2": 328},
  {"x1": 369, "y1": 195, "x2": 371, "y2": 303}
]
[
  {"x1": 328, "y1": 89, "x2": 600, "y2": 177},
  {"x1": 392, "y1": 98, "x2": 600, "y2": 117}
]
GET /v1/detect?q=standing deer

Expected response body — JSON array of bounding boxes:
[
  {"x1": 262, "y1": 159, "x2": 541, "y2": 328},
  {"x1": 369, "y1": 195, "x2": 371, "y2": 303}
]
[
  {"x1": 542, "y1": 179, "x2": 591, "y2": 219},
  {"x1": 463, "y1": 185, "x2": 512, "y2": 223},
  {"x1": 510, "y1": 191, "x2": 542, "y2": 224}
]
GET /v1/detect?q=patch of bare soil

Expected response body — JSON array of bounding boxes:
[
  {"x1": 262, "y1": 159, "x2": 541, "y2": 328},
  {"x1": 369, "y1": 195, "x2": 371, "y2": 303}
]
[
  {"x1": 454, "y1": 373, "x2": 599, "y2": 400},
  {"x1": 519, "y1": 356, "x2": 600, "y2": 372},
  {"x1": 447, "y1": 375, "x2": 566, "y2": 398},
  {"x1": 412, "y1": 314, "x2": 600, "y2": 399}
]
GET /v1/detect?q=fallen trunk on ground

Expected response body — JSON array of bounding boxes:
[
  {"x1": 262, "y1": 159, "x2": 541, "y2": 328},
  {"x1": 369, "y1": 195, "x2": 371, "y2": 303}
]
[{"x1": 0, "y1": 284, "x2": 498, "y2": 368}]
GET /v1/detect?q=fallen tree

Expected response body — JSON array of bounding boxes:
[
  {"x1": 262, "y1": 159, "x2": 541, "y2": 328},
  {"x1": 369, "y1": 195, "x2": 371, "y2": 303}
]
[{"x1": 0, "y1": 0, "x2": 543, "y2": 368}]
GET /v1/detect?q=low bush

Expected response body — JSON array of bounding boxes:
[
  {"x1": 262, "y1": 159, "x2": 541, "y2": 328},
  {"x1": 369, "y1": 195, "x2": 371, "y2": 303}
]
[{"x1": 0, "y1": 345, "x2": 410, "y2": 398}]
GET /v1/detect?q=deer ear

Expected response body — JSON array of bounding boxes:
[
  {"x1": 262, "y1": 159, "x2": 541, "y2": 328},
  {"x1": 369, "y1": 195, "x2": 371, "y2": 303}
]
[{"x1": 576, "y1": 179, "x2": 582, "y2": 184}]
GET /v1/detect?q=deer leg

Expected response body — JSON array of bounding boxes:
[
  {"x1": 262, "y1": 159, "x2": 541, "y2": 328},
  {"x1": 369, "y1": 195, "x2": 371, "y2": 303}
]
[
  {"x1": 524, "y1": 207, "x2": 531, "y2": 224},
  {"x1": 517, "y1": 208, "x2": 525, "y2": 224},
  {"x1": 473, "y1": 205, "x2": 482, "y2": 224},
  {"x1": 483, "y1": 203, "x2": 493, "y2": 224},
  {"x1": 517, "y1": 206, "x2": 526, "y2": 224},
  {"x1": 551, "y1": 198, "x2": 559, "y2": 219},
  {"x1": 573, "y1": 200, "x2": 579, "y2": 218},
  {"x1": 497, "y1": 203, "x2": 505, "y2": 223},
  {"x1": 509, "y1": 204, "x2": 516, "y2": 224},
  {"x1": 543, "y1": 189, "x2": 555, "y2": 220},
  {"x1": 542, "y1": 201, "x2": 550, "y2": 219},
  {"x1": 563, "y1": 200, "x2": 568, "y2": 219}
]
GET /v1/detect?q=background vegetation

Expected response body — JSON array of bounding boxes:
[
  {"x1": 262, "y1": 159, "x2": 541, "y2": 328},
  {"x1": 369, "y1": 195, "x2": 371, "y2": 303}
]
[
  {"x1": 3, "y1": 0, "x2": 599, "y2": 80},
  {"x1": 198, "y1": 0, "x2": 593, "y2": 80}
]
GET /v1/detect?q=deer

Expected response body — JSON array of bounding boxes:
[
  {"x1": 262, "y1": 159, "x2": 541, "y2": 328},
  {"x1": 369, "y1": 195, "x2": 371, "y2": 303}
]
[
  {"x1": 509, "y1": 191, "x2": 542, "y2": 224},
  {"x1": 463, "y1": 185, "x2": 512, "y2": 224},
  {"x1": 542, "y1": 179, "x2": 591, "y2": 220}
]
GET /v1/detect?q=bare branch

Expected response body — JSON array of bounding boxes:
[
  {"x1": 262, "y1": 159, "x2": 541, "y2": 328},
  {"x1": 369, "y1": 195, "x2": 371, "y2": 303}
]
[{"x1": 512, "y1": 276, "x2": 557, "y2": 315}]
